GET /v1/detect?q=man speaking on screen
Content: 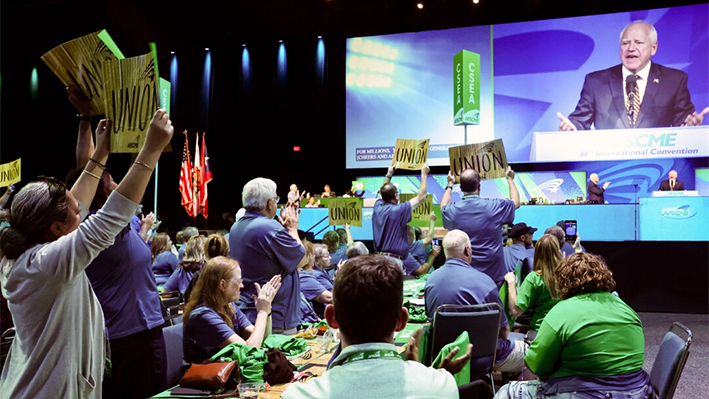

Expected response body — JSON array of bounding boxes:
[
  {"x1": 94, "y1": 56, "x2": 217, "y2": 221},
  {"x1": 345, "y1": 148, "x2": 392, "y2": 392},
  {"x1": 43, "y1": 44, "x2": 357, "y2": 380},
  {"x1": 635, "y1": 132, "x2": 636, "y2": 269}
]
[{"x1": 557, "y1": 21, "x2": 708, "y2": 131}]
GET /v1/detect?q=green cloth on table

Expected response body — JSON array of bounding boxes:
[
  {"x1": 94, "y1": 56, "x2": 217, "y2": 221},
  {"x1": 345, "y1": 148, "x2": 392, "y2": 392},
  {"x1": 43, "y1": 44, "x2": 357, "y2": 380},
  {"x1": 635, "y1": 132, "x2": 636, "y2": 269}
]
[
  {"x1": 403, "y1": 274, "x2": 429, "y2": 297},
  {"x1": 262, "y1": 334, "x2": 309, "y2": 357},
  {"x1": 403, "y1": 300, "x2": 427, "y2": 323},
  {"x1": 209, "y1": 342, "x2": 268, "y2": 382},
  {"x1": 432, "y1": 331, "x2": 471, "y2": 387}
]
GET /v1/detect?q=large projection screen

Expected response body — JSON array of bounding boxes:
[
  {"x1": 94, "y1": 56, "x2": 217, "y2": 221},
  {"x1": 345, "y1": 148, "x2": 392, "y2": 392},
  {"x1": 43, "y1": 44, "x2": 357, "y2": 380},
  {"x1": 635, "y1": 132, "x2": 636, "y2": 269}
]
[{"x1": 345, "y1": 4, "x2": 709, "y2": 168}]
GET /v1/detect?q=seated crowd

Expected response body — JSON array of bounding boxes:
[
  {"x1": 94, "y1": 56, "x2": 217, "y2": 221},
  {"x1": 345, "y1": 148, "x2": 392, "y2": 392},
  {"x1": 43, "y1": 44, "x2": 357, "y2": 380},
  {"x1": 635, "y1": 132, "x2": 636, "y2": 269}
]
[{"x1": 0, "y1": 91, "x2": 654, "y2": 399}]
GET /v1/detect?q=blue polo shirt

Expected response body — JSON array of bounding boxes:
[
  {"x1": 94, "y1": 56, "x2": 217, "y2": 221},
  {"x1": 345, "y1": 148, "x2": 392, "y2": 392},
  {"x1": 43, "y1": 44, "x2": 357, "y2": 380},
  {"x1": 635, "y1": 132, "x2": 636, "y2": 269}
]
[
  {"x1": 300, "y1": 269, "x2": 328, "y2": 318},
  {"x1": 424, "y1": 257, "x2": 514, "y2": 370},
  {"x1": 152, "y1": 251, "x2": 179, "y2": 285},
  {"x1": 441, "y1": 196, "x2": 515, "y2": 285},
  {"x1": 503, "y1": 243, "x2": 532, "y2": 274},
  {"x1": 162, "y1": 262, "x2": 202, "y2": 296},
  {"x1": 184, "y1": 304, "x2": 253, "y2": 364},
  {"x1": 229, "y1": 210, "x2": 305, "y2": 331},
  {"x1": 372, "y1": 199, "x2": 412, "y2": 258},
  {"x1": 409, "y1": 240, "x2": 432, "y2": 265},
  {"x1": 313, "y1": 267, "x2": 334, "y2": 291},
  {"x1": 84, "y1": 213, "x2": 163, "y2": 340},
  {"x1": 330, "y1": 244, "x2": 348, "y2": 265}
]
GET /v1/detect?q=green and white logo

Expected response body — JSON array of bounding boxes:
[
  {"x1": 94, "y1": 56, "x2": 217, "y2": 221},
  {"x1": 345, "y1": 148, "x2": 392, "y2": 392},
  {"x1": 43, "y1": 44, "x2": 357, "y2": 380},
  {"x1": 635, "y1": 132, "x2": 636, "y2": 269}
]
[{"x1": 453, "y1": 50, "x2": 481, "y2": 126}]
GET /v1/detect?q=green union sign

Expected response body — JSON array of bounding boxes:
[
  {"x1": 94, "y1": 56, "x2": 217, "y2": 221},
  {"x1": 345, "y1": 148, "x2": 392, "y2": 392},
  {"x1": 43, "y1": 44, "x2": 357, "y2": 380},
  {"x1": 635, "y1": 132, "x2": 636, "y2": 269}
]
[{"x1": 453, "y1": 50, "x2": 481, "y2": 126}]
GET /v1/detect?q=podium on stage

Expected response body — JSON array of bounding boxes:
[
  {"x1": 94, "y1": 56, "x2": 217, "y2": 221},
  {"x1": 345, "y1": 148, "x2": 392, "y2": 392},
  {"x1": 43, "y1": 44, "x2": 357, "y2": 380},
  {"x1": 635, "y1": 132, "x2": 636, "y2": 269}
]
[
  {"x1": 531, "y1": 126, "x2": 709, "y2": 162},
  {"x1": 651, "y1": 190, "x2": 699, "y2": 197}
]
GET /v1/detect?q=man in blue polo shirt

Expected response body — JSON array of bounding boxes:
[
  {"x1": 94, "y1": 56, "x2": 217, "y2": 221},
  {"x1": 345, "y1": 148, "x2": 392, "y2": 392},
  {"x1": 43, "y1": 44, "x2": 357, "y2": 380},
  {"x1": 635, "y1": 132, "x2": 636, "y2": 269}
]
[
  {"x1": 440, "y1": 166, "x2": 520, "y2": 286},
  {"x1": 372, "y1": 163, "x2": 432, "y2": 276},
  {"x1": 503, "y1": 222, "x2": 537, "y2": 274},
  {"x1": 230, "y1": 178, "x2": 305, "y2": 334},
  {"x1": 425, "y1": 230, "x2": 526, "y2": 376}
]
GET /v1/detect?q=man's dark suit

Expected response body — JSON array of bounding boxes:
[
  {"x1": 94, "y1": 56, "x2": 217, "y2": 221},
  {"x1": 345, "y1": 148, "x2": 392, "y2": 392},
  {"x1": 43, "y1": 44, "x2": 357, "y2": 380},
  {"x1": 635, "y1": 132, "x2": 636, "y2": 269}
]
[
  {"x1": 568, "y1": 63, "x2": 696, "y2": 130},
  {"x1": 587, "y1": 181, "x2": 606, "y2": 203},
  {"x1": 659, "y1": 179, "x2": 685, "y2": 191}
]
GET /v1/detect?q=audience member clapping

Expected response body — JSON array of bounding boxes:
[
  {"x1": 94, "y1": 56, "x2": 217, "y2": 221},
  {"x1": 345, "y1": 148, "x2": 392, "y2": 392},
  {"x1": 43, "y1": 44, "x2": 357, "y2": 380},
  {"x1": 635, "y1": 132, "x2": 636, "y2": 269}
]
[
  {"x1": 297, "y1": 241, "x2": 327, "y2": 322},
  {"x1": 182, "y1": 256, "x2": 281, "y2": 364}
]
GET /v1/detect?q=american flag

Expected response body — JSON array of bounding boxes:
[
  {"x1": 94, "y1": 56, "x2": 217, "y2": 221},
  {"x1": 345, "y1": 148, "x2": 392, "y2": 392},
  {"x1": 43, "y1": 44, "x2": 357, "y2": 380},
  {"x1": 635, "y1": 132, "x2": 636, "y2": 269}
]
[
  {"x1": 179, "y1": 131, "x2": 194, "y2": 216},
  {"x1": 199, "y1": 132, "x2": 213, "y2": 218}
]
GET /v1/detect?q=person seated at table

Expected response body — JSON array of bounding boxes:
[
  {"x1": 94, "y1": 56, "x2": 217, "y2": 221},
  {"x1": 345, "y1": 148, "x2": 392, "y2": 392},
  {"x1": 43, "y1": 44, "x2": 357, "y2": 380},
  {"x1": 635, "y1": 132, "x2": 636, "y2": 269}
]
[
  {"x1": 161, "y1": 235, "x2": 207, "y2": 297},
  {"x1": 151, "y1": 232, "x2": 179, "y2": 286},
  {"x1": 494, "y1": 253, "x2": 653, "y2": 398},
  {"x1": 297, "y1": 241, "x2": 325, "y2": 323},
  {"x1": 407, "y1": 212, "x2": 441, "y2": 276},
  {"x1": 282, "y1": 255, "x2": 471, "y2": 399},
  {"x1": 503, "y1": 234, "x2": 562, "y2": 340},
  {"x1": 178, "y1": 226, "x2": 199, "y2": 260},
  {"x1": 313, "y1": 243, "x2": 336, "y2": 291},
  {"x1": 184, "y1": 233, "x2": 230, "y2": 303},
  {"x1": 321, "y1": 184, "x2": 334, "y2": 198},
  {"x1": 323, "y1": 230, "x2": 347, "y2": 265},
  {"x1": 182, "y1": 256, "x2": 282, "y2": 364}
]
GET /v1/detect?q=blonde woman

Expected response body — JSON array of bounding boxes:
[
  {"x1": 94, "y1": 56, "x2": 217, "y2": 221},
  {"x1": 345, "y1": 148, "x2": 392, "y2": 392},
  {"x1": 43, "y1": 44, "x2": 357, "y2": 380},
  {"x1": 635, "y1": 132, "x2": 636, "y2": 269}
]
[{"x1": 161, "y1": 235, "x2": 207, "y2": 296}]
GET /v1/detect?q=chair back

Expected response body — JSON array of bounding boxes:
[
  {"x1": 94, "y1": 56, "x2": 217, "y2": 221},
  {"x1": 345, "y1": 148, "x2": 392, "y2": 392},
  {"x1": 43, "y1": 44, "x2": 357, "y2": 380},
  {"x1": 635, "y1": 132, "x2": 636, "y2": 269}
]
[
  {"x1": 430, "y1": 303, "x2": 501, "y2": 378},
  {"x1": 163, "y1": 323, "x2": 185, "y2": 388},
  {"x1": 649, "y1": 322, "x2": 692, "y2": 399}
]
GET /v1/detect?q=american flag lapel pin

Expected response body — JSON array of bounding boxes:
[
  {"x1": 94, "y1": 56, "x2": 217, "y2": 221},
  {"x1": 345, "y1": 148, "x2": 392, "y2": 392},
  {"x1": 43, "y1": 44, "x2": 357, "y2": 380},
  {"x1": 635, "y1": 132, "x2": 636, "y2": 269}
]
[{"x1": 653, "y1": 78, "x2": 659, "y2": 83}]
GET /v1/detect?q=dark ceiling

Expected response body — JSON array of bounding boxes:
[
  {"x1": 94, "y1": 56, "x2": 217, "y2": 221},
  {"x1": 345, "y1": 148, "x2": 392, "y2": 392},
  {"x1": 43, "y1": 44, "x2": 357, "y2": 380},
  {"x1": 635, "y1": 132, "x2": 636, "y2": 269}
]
[{"x1": 4, "y1": 0, "x2": 703, "y2": 61}]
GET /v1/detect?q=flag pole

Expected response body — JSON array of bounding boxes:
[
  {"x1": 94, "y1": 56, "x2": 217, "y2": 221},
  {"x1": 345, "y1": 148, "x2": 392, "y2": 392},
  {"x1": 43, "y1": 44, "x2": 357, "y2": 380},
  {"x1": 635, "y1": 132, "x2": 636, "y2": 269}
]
[{"x1": 154, "y1": 161, "x2": 159, "y2": 218}]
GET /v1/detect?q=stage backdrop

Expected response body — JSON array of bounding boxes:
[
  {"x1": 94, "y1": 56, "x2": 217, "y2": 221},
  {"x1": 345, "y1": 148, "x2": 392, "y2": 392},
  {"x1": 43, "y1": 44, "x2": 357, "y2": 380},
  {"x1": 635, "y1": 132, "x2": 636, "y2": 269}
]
[{"x1": 345, "y1": 3, "x2": 709, "y2": 168}]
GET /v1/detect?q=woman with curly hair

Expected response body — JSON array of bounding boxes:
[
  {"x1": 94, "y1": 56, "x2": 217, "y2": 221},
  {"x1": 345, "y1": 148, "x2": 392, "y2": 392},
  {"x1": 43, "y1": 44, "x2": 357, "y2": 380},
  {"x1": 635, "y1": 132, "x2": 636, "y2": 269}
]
[
  {"x1": 494, "y1": 253, "x2": 652, "y2": 399},
  {"x1": 503, "y1": 234, "x2": 561, "y2": 336},
  {"x1": 182, "y1": 256, "x2": 281, "y2": 364},
  {"x1": 151, "y1": 233, "x2": 179, "y2": 285}
]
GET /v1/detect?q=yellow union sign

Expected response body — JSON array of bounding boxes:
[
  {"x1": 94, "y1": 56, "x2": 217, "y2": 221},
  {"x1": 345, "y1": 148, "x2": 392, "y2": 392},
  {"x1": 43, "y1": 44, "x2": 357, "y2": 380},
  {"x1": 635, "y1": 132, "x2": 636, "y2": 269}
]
[
  {"x1": 393, "y1": 138, "x2": 429, "y2": 170},
  {"x1": 328, "y1": 198, "x2": 363, "y2": 227},
  {"x1": 399, "y1": 194, "x2": 432, "y2": 222},
  {"x1": 448, "y1": 138, "x2": 508, "y2": 182},
  {"x1": 103, "y1": 52, "x2": 160, "y2": 153},
  {"x1": 0, "y1": 158, "x2": 21, "y2": 187}
]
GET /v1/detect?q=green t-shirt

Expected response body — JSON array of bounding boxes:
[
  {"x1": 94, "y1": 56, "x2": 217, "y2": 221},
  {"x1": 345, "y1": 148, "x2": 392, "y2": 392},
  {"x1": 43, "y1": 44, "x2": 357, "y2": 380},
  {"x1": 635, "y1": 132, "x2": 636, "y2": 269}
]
[
  {"x1": 515, "y1": 272, "x2": 559, "y2": 331},
  {"x1": 525, "y1": 292, "x2": 645, "y2": 380}
]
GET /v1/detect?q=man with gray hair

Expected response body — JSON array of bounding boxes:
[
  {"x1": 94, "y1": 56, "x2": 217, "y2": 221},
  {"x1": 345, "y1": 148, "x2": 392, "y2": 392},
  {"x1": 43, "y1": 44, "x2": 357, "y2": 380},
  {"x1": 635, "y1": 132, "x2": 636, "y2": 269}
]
[
  {"x1": 557, "y1": 20, "x2": 706, "y2": 131},
  {"x1": 425, "y1": 229, "x2": 527, "y2": 376},
  {"x1": 178, "y1": 226, "x2": 199, "y2": 260},
  {"x1": 229, "y1": 177, "x2": 305, "y2": 334}
]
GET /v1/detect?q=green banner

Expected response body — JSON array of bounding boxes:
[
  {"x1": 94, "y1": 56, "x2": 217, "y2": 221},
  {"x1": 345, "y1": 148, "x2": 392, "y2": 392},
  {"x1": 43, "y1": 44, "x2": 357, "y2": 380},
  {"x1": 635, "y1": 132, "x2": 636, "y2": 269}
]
[
  {"x1": 159, "y1": 77, "x2": 171, "y2": 115},
  {"x1": 352, "y1": 180, "x2": 366, "y2": 191},
  {"x1": 453, "y1": 50, "x2": 481, "y2": 126}
]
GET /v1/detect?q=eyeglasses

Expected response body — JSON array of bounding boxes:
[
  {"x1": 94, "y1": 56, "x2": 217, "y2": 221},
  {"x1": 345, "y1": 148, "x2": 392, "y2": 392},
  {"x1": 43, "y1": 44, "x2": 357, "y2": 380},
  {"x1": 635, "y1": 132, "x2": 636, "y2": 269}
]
[{"x1": 272, "y1": 196, "x2": 280, "y2": 203}]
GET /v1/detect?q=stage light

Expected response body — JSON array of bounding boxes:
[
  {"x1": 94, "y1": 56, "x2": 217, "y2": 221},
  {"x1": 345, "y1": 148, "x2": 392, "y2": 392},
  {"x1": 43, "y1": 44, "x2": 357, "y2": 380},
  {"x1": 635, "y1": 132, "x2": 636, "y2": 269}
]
[
  {"x1": 242, "y1": 44, "x2": 246, "y2": 47},
  {"x1": 293, "y1": 146, "x2": 301, "y2": 152},
  {"x1": 279, "y1": 39, "x2": 283, "y2": 43},
  {"x1": 349, "y1": 37, "x2": 362, "y2": 52},
  {"x1": 170, "y1": 51, "x2": 175, "y2": 54},
  {"x1": 318, "y1": 35, "x2": 322, "y2": 38},
  {"x1": 346, "y1": 72, "x2": 356, "y2": 87},
  {"x1": 205, "y1": 48, "x2": 209, "y2": 51},
  {"x1": 30, "y1": 67, "x2": 38, "y2": 100},
  {"x1": 417, "y1": 3, "x2": 423, "y2": 9},
  {"x1": 472, "y1": 0, "x2": 479, "y2": 3}
]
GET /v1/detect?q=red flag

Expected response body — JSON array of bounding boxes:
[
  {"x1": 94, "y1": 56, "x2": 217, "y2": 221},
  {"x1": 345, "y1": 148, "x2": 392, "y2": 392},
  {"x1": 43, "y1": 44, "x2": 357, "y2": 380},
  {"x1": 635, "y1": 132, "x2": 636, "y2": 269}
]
[
  {"x1": 179, "y1": 131, "x2": 194, "y2": 216},
  {"x1": 193, "y1": 133, "x2": 202, "y2": 217},
  {"x1": 200, "y1": 132, "x2": 212, "y2": 218}
]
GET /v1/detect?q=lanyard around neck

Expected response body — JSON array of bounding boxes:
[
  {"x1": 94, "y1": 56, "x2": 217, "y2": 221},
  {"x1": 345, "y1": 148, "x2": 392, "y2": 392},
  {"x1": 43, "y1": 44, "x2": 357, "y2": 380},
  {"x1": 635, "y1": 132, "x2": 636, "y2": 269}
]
[
  {"x1": 462, "y1": 194, "x2": 480, "y2": 200},
  {"x1": 340, "y1": 349, "x2": 403, "y2": 366}
]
